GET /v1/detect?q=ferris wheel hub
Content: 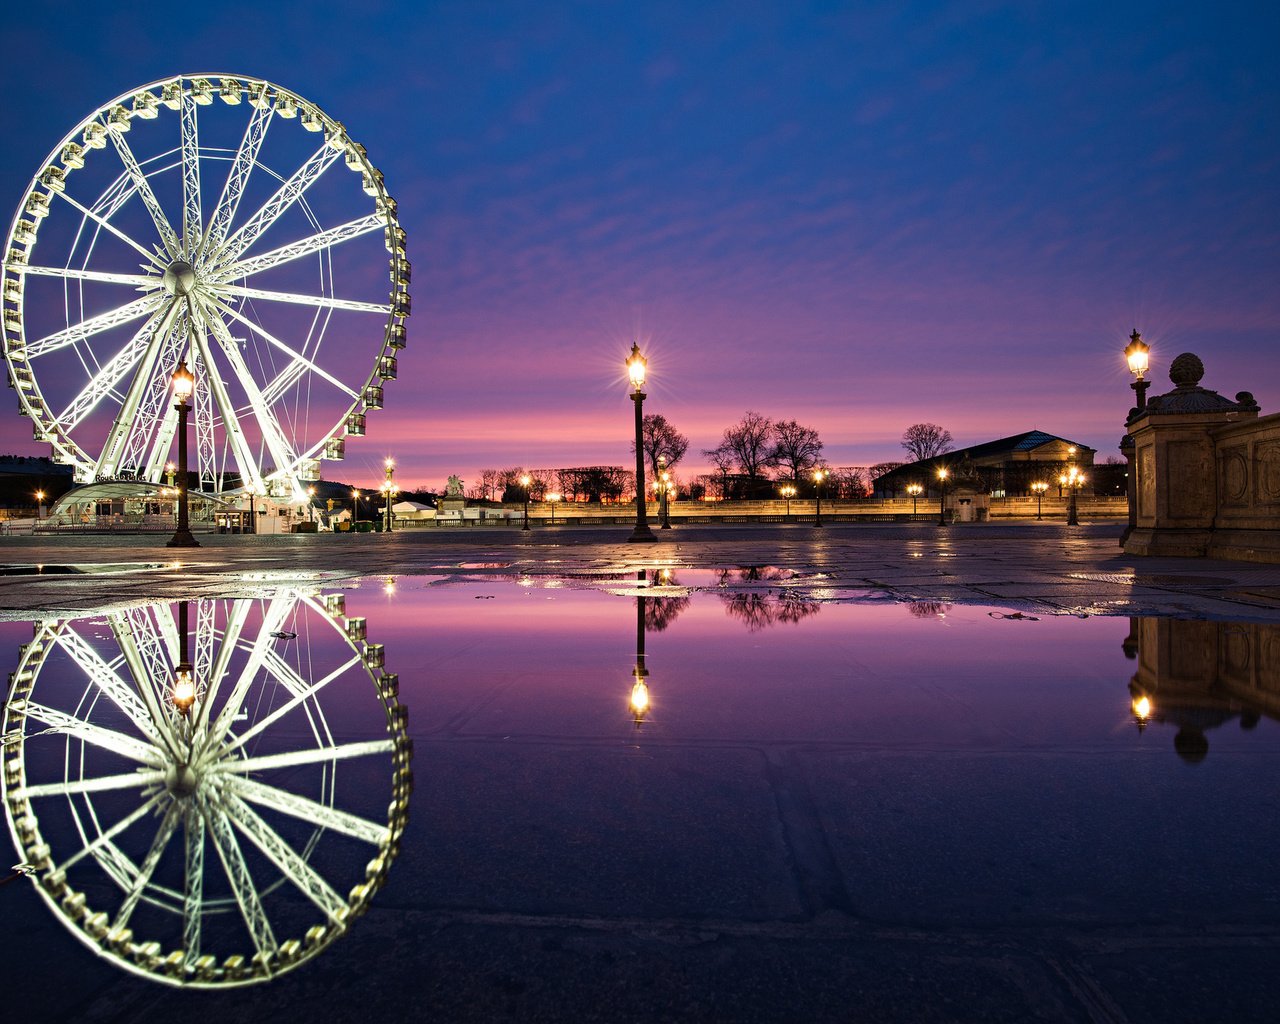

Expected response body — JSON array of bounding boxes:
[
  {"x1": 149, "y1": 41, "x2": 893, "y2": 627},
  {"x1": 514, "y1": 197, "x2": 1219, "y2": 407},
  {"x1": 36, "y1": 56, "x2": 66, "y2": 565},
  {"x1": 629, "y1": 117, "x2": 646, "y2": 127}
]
[
  {"x1": 161, "y1": 260, "x2": 197, "y2": 297},
  {"x1": 163, "y1": 760, "x2": 200, "y2": 797}
]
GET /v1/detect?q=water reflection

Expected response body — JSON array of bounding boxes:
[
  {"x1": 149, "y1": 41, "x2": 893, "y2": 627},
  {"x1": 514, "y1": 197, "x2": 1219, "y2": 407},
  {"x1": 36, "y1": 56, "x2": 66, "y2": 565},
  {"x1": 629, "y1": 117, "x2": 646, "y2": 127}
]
[
  {"x1": 716, "y1": 567, "x2": 822, "y2": 632},
  {"x1": 1, "y1": 592, "x2": 410, "y2": 987},
  {"x1": 1126, "y1": 617, "x2": 1280, "y2": 762}
]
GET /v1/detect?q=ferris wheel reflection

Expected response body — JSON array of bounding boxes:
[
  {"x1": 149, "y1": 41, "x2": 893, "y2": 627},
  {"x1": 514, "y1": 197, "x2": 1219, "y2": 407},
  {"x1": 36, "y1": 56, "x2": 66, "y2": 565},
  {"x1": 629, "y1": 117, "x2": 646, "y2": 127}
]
[{"x1": 2, "y1": 590, "x2": 410, "y2": 987}]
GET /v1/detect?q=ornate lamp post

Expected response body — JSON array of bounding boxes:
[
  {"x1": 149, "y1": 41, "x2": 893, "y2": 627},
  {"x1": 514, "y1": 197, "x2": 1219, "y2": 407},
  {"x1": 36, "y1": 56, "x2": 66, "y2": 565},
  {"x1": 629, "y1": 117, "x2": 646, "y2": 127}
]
[
  {"x1": 1125, "y1": 329, "x2": 1151, "y2": 412},
  {"x1": 351, "y1": 489, "x2": 362, "y2": 528},
  {"x1": 812, "y1": 468, "x2": 826, "y2": 528},
  {"x1": 657, "y1": 454, "x2": 672, "y2": 530},
  {"x1": 547, "y1": 491, "x2": 561, "y2": 525},
  {"x1": 906, "y1": 482, "x2": 922, "y2": 516},
  {"x1": 936, "y1": 467, "x2": 949, "y2": 526},
  {"x1": 166, "y1": 360, "x2": 199, "y2": 548},
  {"x1": 34, "y1": 489, "x2": 45, "y2": 521},
  {"x1": 165, "y1": 461, "x2": 176, "y2": 487},
  {"x1": 520, "y1": 472, "x2": 532, "y2": 532},
  {"x1": 626, "y1": 343, "x2": 656, "y2": 542},
  {"x1": 1059, "y1": 464, "x2": 1085, "y2": 526},
  {"x1": 779, "y1": 483, "x2": 796, "y2": 521},
  {"x1": 384, "y1": 458, "x2": 397, "y2": 532},
  {"x1": 1030, "y1": 481, "x2": 1048, "y2": 520},
  {"x1": 307, "y1": 486, "x2": 316, "y2": 525}
]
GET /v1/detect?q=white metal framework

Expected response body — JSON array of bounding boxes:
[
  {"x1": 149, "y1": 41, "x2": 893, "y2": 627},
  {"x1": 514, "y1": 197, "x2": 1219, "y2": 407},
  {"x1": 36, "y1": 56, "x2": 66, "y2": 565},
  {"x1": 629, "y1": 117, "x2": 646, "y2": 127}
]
[
  {"x1": 2, "y1": 75, "x2": 409, "y2": 505},
  {"x1": 2, "y1": 591, "x2": 411, "y2": 987}
]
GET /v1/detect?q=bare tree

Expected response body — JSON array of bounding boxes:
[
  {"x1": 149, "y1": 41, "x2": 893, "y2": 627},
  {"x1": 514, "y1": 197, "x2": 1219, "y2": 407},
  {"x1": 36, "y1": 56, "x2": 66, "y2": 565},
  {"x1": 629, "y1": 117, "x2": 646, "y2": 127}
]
[
  {"x1": 771, "y1": 419, "x2": 824, "y2": 481},
  {"x1": 701, "y1": 443, "x2": 736, "y2": 500},
  {"x1": 478, "y1": 468, "x2": 500, "y2": 501},
  {"x1": 901, "y1": 423, "x2": 954, "y2": 462},
  {"x1": 719, "y1": 411, "x2": 777, "y2": 483},
  {"x1": 632, "y1": 414, "x2": 689, "y2": 480}
]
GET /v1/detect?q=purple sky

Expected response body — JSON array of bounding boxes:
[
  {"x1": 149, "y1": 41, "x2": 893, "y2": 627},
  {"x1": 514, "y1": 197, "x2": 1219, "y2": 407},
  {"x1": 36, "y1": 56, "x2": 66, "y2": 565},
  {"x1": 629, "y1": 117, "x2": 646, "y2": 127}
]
[{"x1": 2, "y1": 1, "x2": 1277, "y2": 491}]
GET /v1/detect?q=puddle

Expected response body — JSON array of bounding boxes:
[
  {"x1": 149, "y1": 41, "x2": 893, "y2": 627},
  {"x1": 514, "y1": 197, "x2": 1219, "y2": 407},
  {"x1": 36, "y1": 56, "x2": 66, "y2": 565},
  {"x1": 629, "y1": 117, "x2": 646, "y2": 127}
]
[{"x1": 2, "y1": 579, "x2": 1277, "y2": 995}]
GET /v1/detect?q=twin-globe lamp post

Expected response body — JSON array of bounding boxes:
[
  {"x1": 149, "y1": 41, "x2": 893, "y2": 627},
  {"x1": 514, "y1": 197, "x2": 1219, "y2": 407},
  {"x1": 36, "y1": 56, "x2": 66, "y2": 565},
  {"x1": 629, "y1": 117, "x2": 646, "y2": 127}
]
[
  {"x1": 779, "y1": 483, "x2": 796, "y2": 521},
  {"x1": 626, "y1": 343, "x2": 657, "y2": 543},
  {"x1": 1030, "y1": 480, "x2": 1048, "y2": 520},
  {"x1": 166, "y1": 360, "x2": 199, "y2": 548},
  {"x1": 1059, "y1": 463, "x2": 1085, "y2": 526},
  {"x1": 906, "y1": 482, "x2": 922, "y2": 516}
]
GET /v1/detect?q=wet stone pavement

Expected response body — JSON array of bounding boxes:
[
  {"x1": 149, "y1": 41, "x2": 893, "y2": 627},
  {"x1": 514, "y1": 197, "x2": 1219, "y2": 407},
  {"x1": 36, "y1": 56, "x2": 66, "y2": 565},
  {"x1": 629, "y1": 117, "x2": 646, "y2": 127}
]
[{"x1": 3, "y1": 522, "x2": 1279, "y2": 1023}]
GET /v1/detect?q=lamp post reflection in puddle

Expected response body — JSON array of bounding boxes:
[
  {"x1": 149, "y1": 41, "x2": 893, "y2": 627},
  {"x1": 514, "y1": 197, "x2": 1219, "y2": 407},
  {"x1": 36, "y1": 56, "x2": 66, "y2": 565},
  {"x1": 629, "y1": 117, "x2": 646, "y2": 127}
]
[{"x1": 631, "y1": 570, "x2": 650, "y2": 726}]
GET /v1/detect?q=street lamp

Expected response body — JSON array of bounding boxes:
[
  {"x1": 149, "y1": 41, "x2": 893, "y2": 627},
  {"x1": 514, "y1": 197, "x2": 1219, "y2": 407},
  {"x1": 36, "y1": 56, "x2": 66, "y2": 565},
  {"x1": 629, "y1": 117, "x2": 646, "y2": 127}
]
[
  {"x1": 1125, "y1": 329, "x2": 1151, "y2": 412},
  {"x1": 307, "y1": 486, "x2": 316, "y2": 525},
  {"x1": 547, "y1": 491, "x2": 561, "y2": 525},
  {"x1": 906, "y1": 482, "x2": 922, "y2": 516},
  {"x1": 1030, "y1": 481, "x2": 1048, "y2": 520},
  {"x1": 165, "y1": 461, "x2": 176, "y2": 487},
  {"x1": 34, "y1": 489, "x2": 45, "y2": 520},
  {"x1": 779, "y1": 483, "x2": 796, "y2": 521},
  {"x1": 166, "y1": 360, "x2": 199, "y2": 548},
  {"x1": 1059, "y1": 464, "x2": 1085, "y2": 526},
  {"x1": 247, "y1": 483, "x2": 262, "y2": 534},
  {"x1": 657, "y1": 454, "x2": 672, "y2": 530},
  {"x1": 936, "y1": 467, "x2": 949, "y2": 526},
  {"x1": 625, "y1": 342, "x2": 656, "y2": 542},
  {"x1": 351, "y1": 489, "x2": 362, "y2": 527},
  {"x1": 812, "y1": 468, "x2": 826, "y2": 527},
  {"x1": 384, "y1": 457, "x2": 397, "y2": 532},
  {"x1": 520, "y1": 472, "x2": 532, "y2": 531}
]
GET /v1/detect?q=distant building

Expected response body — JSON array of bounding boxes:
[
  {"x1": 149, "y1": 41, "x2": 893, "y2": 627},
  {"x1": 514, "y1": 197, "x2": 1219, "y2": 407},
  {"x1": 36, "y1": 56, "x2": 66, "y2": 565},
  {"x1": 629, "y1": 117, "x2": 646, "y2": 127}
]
[{"x1": 873, "y1": 430, "x2": 1102, "y2": 498}]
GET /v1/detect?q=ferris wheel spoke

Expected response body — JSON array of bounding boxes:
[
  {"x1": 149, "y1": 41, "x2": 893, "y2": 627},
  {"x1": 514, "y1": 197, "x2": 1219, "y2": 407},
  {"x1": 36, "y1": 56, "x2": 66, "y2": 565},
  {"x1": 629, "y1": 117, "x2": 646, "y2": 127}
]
[
  {"x1": 95, "y1": 302, "x2": 185, "y2": 480},
  {"x1": 51, "y1": 626, "x2": 166, "y2": 745},
  {"x1": 223, "y1": 793, "x2": 348, "y2": 922},
  {"x1": 114, "y1": 801, "x2": 182, "y2": 929},
  {"x1": 218, "y1": 301, "x2": 360, "y2": 399},
  {"x1": 219, "y1": 283, "x2": 390, "y2": 315},
  {"x1": 112, "y1": 607, "x2": 186, "y2": 761},
  {"x1": 192, "y1": 600, "x2": 252, "y2": 738},
  {"x1": 218, "y1": 142, "x2": 343, "y2": 266},
  {"x1": 224, "y1": 214, "x2": 384, "y2": 280},
  {"x1": 202, "y1": 597, "x2": 299, "y2": 757},
  {"x1": 105, "y1": 122, "x2": 181, "y2": 257},
  {"x1": 17, "y1": 768, "x2": 165, "y2": 801},
  {"x1": 204, "y1": 102, "x2": 274, "y2": 251},
  {"x1": 217, "y1": 654, "x2": 360, "y2": 761},
  {"x1": 58, "y1": 308, "x2": 167, "y2": 430},
  {"x1": 18, "y1": 264, "x2": 157, "y2": 289},
  {"x1": 180, "y1": 92, "x2": 201, "y2": 259},
  {"x1": 200, "y1": 793, "x2": 278, "y2": 960},
  {"x1": 229, "y1": 776, "x2": 390, "y2": 846},
  {"x1": 26, "y1": 294, "x2": 162, "y2": 359},
  {"x1": 183, "y1": 807, "x2": 206, "y2": 964},
  {"x1": 197, "y1": 304, "x2": 301, "y2": 487},
  {"x1": 53, "y1": 189, "x2": 168, "y2": 268},
  {"x1": 223, "y1": 740, "x2": 395, "y2": 775},
  {"x1": 22, "y1": 701, "x2": 161, "y2": 763},
  {"x1": 186, "y1": 308, "x2": 266, "y2": 494},
  {"x1": 58, "y1": 792, "x2": 166, "y2": 873}
]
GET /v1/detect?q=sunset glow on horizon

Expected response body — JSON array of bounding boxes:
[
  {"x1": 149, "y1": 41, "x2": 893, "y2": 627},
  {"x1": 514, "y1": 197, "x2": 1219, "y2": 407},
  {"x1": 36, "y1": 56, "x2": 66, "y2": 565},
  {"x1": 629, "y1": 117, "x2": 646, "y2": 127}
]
[{"x1": 2, "y1": 2, "x2": 1276, "y2": 494}]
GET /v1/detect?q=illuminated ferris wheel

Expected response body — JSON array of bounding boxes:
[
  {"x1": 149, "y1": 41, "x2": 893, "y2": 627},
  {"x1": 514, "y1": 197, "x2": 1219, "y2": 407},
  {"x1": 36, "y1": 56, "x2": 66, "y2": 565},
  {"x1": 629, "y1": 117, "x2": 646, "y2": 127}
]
[
  {"x1": 1, "y1": 592, "x2": 411, "y2": 986},
  {"x1": 1, "y1": 75, "x2": 409, "y2": 504}
]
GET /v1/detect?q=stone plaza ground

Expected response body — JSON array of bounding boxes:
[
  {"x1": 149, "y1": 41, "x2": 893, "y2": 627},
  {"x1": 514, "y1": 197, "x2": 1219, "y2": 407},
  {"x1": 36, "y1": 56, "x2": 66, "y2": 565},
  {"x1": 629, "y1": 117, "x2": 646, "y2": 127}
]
[{"x1": 3, "y1": 521, "x2": 1279, "y2": 1023}]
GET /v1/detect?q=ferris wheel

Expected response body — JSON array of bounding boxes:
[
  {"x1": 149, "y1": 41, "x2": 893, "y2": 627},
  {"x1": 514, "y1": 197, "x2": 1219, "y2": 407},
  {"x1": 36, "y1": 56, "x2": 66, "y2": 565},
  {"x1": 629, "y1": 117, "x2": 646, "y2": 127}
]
[
  {"x1": 1, "y1": 591, "x2": 412, "y2": 986},
  {"x1": 1, "y1": 75, "x2": 409, "y2": 504}
]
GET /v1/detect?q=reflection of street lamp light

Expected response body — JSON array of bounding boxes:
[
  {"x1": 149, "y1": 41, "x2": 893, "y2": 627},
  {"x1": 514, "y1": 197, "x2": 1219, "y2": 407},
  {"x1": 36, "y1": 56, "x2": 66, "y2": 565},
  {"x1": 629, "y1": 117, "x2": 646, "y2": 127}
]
[
  {"x1": 1125, "y1": 329, "x2": 1151, "y2": 412},
  {"x1": 547, "y1": 491, "x2": 561, "y2": 525},
  {"x1": 631, "y1": 571, "x2": 650, "y2": 727},
  {"x1": 936, "y1": 467, "x2": 949, "y2": 526},
  {"x1": 520, "y1": 473, "x2": 532, "y2": 532},
  {"x1": 812, "y1": 468, "x2": 826, "y2": 528},
  {"x1": 779, "y1": 483, "x2": 796, "y2": 521},
  {"x1": 626, "y1": 343, "x2": 656, "y2": 542},
  {"x1": 166, "y1": 360, "x2": 199, "y2": 548},
  {"x1": 1131, "y1": 693, "x2": 1152, "y2": 734},
  {"x1": 1030, "y1": 481, "x2": 1048, "y2": 520},
  {"x1": 906, "y1": 482, "x2": 922, "y2": 516},
  {"x1": 171, "y1": 600, "x2": 196, "y2": 717}
]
